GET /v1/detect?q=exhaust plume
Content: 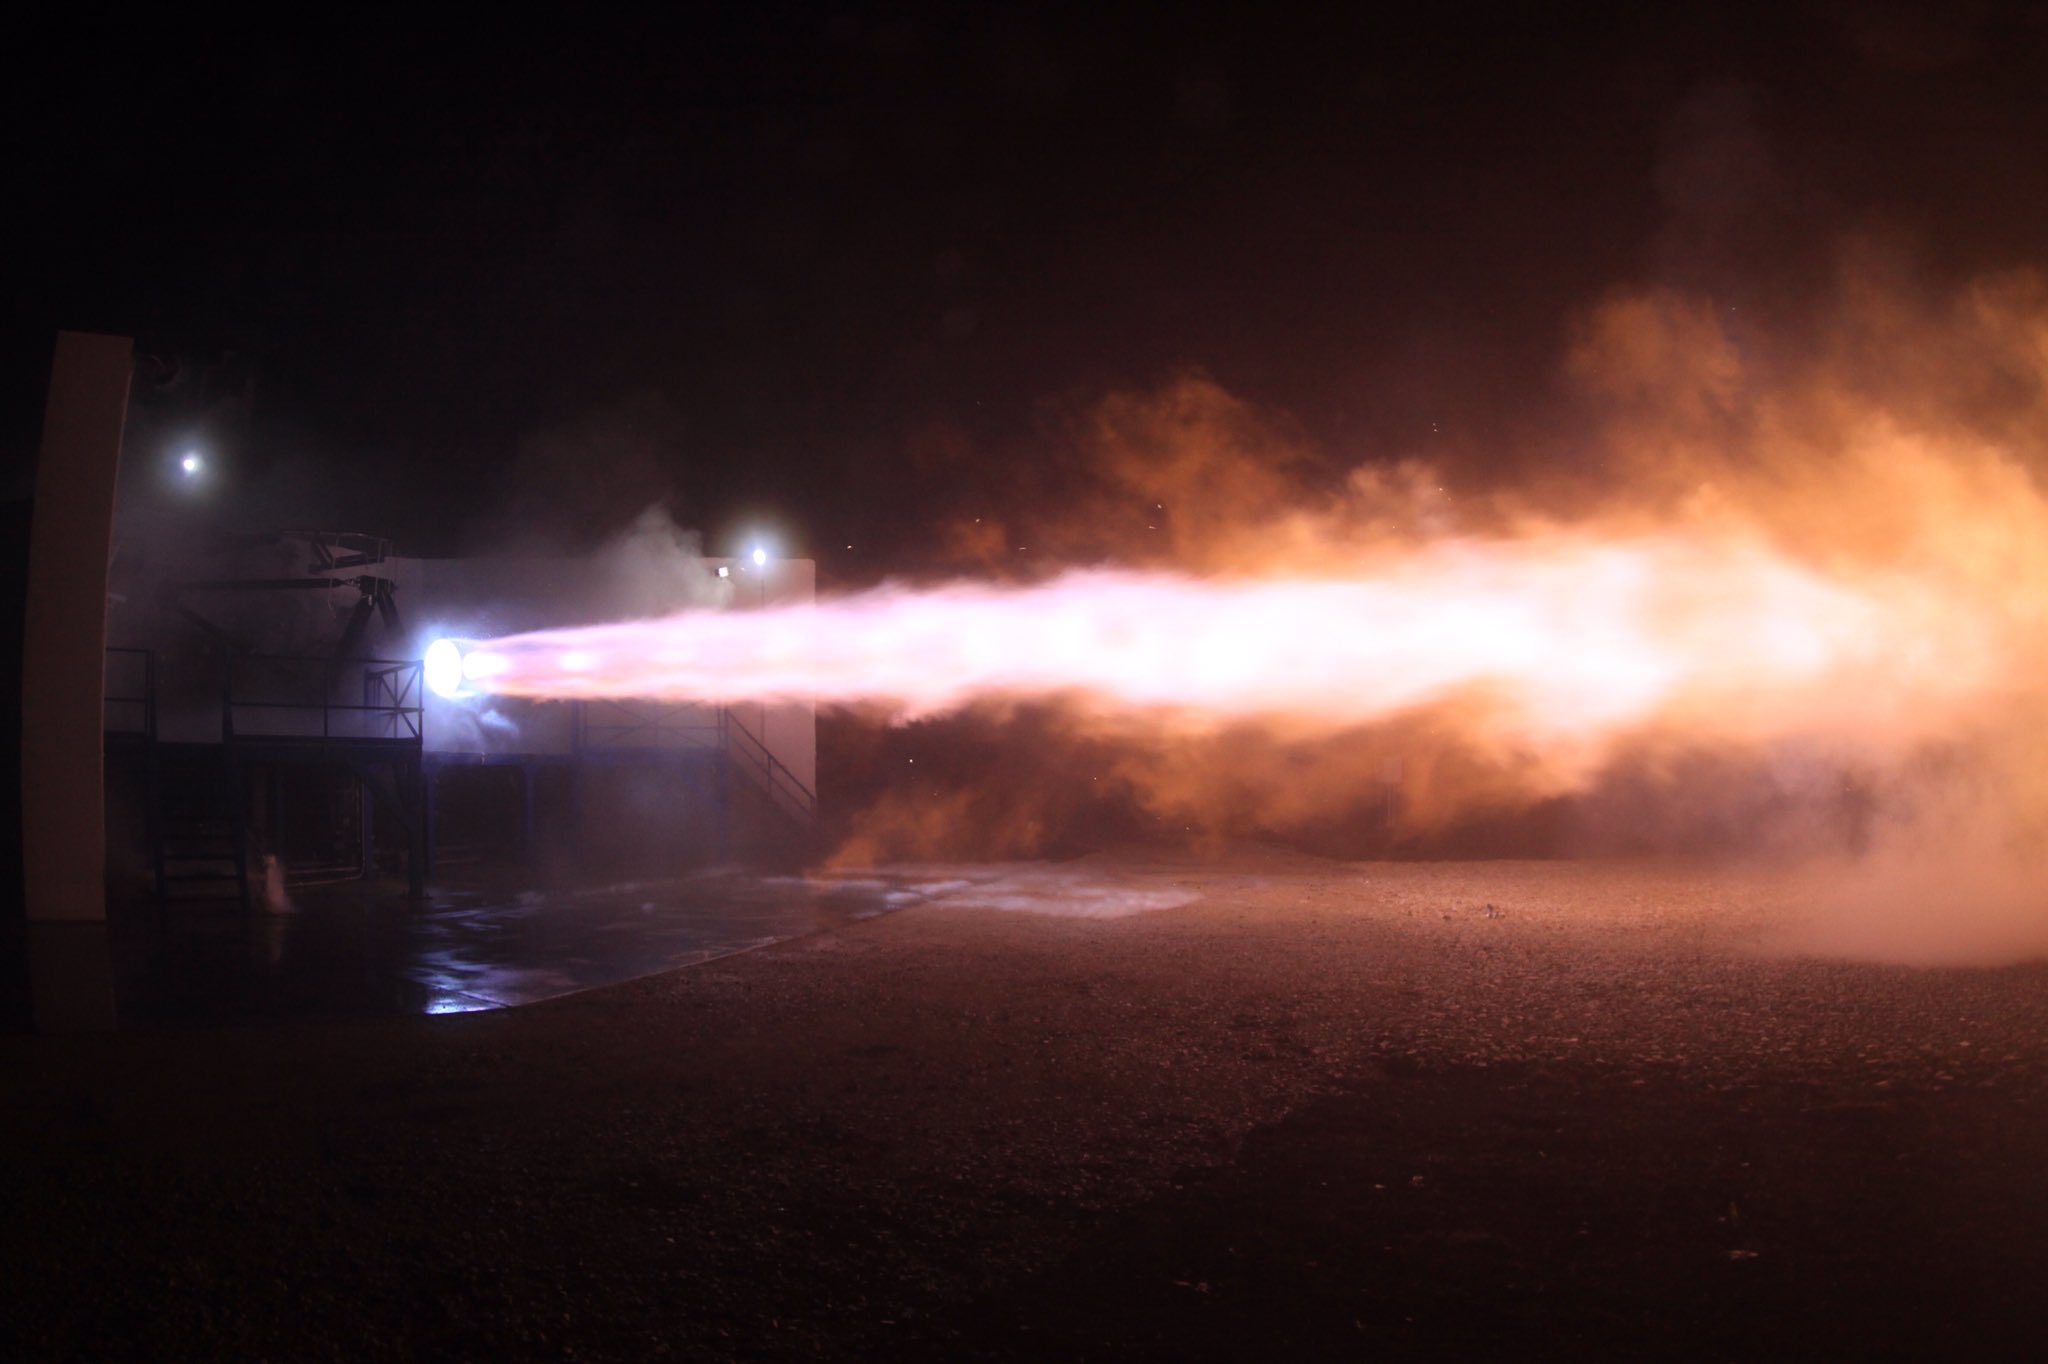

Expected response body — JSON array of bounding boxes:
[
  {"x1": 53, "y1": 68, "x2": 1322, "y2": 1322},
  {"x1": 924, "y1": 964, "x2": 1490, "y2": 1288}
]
[
  {"x1": 448, "y1": 260, "x2": 2048, "y2": 957},
  {"x1": 455, "y1": 537, "x2": 1978, "y2": 763}
]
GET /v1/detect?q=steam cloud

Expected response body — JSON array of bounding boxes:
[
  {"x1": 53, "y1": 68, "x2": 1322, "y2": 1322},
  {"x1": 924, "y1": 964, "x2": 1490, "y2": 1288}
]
[{"x1": 457, "y1": 258, "x2": 2048, "y2": 960}]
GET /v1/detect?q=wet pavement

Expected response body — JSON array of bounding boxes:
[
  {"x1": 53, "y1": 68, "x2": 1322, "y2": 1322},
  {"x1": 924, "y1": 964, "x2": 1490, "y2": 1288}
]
[
  {"x1": 105, "y1": 855, "x2": 1305, "y2": 1026},
  {"x1": 108, "y1": 868, "x2": 958, "y2": 1024}
]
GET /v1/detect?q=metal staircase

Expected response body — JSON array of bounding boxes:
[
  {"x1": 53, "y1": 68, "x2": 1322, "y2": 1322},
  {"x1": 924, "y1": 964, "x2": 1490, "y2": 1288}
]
[
  {"x1": 719, "y1": 708, "x2": 817, "y2": 840},
  {"x1": 573, "y1": 698, "x2": 818, "y2": 859}
]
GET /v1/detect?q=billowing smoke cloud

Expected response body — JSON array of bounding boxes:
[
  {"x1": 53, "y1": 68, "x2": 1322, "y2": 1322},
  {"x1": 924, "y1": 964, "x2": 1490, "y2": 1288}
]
[
  {"x1": 464, "y1": 391, "x2": 690, "y2": 555},
  {"x1": 831, "y1": 258, "x2": 2048, "y2": 959},
  {"x1": 450, "y1": 254, "x2": 2048, "y2": 959}
]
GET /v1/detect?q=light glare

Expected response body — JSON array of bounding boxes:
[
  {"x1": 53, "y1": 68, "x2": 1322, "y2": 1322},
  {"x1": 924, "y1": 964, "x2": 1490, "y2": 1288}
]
[{"x1": 423, "y1": 638, "x2": 465, "y2": 698}]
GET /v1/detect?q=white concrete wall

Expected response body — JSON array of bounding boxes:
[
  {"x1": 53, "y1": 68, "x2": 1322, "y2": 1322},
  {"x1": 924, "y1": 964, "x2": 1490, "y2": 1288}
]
[{"x1": 23, "y1": 333, "x2": 131, "y2": 922}]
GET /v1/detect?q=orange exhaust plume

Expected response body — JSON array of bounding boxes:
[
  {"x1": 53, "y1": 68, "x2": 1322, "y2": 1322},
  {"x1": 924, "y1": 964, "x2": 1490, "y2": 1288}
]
[
  {"x1": 445, "y1": 265, "x2": 2048, "y2": 958},
  {"x1": 454, "y1": 534, "x2": 1981, "y2": 762}
]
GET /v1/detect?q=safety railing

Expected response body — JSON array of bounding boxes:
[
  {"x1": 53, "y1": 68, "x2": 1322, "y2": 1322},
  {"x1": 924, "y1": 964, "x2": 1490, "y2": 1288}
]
[
  {"x1": 572, "y1": 697, "x2": 815, "y2": 831},
  {"x1": 364, "y1": 661, "x2": 423, "y2": 737},
  {"x1": 576, "y1": 698, "x2": 723, "y2": 753},
  {"x1": 224, "y1": 654, "x2": 424, "y2": 742},
  {"x1": 720, "y1": 708, "x2": 817, "y2": 830}
]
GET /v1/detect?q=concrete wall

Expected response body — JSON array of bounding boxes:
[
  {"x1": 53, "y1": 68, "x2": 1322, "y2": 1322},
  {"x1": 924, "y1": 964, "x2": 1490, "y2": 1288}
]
[
  {"x1": 22, "y1": 333, "x2": 132, "y2": 1031},
  {"x1": 22, "y1": 334, "x2": 131, "y2": 925}
]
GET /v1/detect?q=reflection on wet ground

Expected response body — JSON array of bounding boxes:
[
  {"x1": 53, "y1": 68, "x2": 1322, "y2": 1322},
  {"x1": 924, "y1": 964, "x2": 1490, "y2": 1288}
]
[
  {"x1": 110, "y1": 869, "x2": 966, "y2": 1025},
  {"x1": 107, "y1": 858, "x2": 1244, "y2": 1026}
]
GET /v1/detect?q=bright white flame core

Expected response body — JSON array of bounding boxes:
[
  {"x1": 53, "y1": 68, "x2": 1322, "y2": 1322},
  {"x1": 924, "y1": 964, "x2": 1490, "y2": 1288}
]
[
  {"x1": 424, "y1": 638, "x2": 466, "y2": 699},
  {"x1": 445, "y1": 534, "x2": 1991, "y2": 749}
]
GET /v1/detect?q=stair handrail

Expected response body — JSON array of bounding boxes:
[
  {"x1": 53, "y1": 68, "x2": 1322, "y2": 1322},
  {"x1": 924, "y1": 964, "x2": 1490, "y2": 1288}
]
[
  {"x1": 719, "y1": 707, "x2": 816, "y2": 825},
  {"x1": 223, "y1": 652, "x2": 424, "y2": 743},
  {"x1": 575, "y1": 697, "x2": 722, "y2": 753}
]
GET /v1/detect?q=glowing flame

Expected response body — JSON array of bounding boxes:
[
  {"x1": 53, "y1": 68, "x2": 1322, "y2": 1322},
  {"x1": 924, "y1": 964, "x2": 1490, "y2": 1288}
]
[
  {"x1": 423, "y1": 637, "x2": 466, "y2": 699},
  {"x1": 430, "y1": 269, "x2": 2048, "y2": 956},
  {"x1": 449, "y1": 530, "x2": 1992, "y2": 756}
]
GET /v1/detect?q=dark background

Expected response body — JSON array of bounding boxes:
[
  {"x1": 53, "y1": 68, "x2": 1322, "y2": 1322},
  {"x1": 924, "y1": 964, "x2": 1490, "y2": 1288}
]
[{"x1": 10, "y1": 3, "x2": 2048, "y2": 574}]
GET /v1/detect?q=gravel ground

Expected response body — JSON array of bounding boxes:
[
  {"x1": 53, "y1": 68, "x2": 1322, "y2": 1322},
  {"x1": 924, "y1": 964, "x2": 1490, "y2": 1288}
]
[{"x1": 6, "y1": 849, "x2": 2047, "y2": 1361}]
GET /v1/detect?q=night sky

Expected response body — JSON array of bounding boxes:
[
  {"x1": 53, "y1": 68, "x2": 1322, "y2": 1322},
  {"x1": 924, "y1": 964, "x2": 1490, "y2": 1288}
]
[{"x1": 12, "y1": 3, "x2": 2048, "y2": 576}]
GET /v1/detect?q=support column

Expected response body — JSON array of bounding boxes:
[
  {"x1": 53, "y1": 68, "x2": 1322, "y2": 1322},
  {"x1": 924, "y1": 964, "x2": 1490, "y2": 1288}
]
[
  {"x1": 21, "y1": 332, "x2": 132, "y2": 1032},
  {"x1": 404, "y1": 758, "x2": 424, "y2": 905},
  {"x1": 269, "y1": 766, "x2": 286, "y2": 856},
  {"x1": 521, "y1": 761, "x2": 537, "y2": 866},
  {"x1": 422, "y1": 763, "x2": 437, "y2": 880},
  {"x1": 359, "y1": 771, "x2": 376, "y2": 881}
]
